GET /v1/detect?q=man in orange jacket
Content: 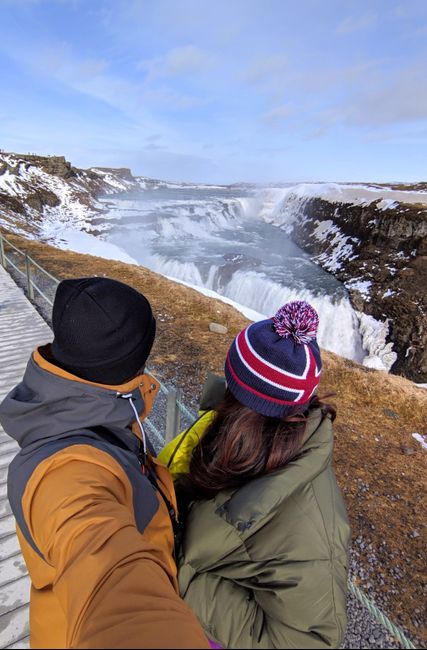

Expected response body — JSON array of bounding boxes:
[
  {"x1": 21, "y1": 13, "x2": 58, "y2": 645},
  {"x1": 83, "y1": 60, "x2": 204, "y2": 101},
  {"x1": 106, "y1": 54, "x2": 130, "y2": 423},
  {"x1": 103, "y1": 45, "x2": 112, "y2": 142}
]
[{"x1": 0, "y1": 277, "x2": 209, "y2": 649}]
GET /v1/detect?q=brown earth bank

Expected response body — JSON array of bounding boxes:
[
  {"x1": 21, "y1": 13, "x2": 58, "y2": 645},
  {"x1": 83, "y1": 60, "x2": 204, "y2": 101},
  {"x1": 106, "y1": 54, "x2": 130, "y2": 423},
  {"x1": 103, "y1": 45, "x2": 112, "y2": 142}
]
[
  {"x1": 1, "y1": 229, "x2": 426, "y2": 644},
  {"x1": 288, "y1": 197, "x2": 427, "y2": 382}
]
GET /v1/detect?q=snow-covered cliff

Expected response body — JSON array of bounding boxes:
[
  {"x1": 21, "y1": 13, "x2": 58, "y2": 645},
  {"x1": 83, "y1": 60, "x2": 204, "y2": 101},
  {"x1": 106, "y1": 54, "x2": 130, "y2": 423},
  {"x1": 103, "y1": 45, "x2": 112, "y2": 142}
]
[{"x1": 264, "y1": 184, "x2": 427, "y2": 381}]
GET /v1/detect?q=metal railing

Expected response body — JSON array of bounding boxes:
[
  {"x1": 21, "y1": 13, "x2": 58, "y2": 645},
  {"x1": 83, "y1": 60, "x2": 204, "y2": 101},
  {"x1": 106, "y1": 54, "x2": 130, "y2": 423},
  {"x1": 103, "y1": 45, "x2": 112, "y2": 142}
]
[
  {"x1": 0, "y1": 231, "x2": 185, "y2": 441},
  {"x1": 0, "y1": 232, "x2": 419, "y2": 649},
  {"x1": 0, "y1": 233, "x2": 59, "y2": 307}
]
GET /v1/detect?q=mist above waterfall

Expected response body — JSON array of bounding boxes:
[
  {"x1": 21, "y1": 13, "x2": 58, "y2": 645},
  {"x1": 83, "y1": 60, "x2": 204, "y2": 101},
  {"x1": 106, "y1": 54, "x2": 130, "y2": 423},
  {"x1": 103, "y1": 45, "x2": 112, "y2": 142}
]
[
  {"x1": 98, "y1": 185, "x2": 367, "y2": 363},
  {"x1": 103, "y1": 187, "x2": 365, "y2": 359}
]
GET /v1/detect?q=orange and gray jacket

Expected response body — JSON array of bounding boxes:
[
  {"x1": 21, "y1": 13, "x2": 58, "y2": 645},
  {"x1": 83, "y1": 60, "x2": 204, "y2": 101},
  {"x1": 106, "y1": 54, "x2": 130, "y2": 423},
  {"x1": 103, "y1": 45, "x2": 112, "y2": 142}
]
[{"x1": 0, "y1": 349, "x2": 209, "y2": 649}]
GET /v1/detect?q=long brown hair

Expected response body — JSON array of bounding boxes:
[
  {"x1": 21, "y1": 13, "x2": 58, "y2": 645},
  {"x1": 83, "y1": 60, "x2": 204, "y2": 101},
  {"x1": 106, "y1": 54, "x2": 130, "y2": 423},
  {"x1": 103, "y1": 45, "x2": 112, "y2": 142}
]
[{"x1": 176, "y1": 389, "x2": 336, "y2": 506}]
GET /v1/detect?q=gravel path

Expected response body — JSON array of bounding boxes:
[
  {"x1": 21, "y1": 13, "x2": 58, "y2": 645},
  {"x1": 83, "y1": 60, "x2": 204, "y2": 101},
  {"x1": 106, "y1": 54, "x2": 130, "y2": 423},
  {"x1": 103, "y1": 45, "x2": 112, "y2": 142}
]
[{"x1": 343, "y1": 553, "x2": 402, "y2": 649}]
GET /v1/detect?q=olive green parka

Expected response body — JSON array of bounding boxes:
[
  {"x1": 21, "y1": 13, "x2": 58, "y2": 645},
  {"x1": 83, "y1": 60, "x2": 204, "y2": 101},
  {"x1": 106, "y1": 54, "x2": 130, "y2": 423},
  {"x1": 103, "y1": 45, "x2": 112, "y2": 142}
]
[{"x1": 159, "y1": 408, "x2": 350, "y2": 649}]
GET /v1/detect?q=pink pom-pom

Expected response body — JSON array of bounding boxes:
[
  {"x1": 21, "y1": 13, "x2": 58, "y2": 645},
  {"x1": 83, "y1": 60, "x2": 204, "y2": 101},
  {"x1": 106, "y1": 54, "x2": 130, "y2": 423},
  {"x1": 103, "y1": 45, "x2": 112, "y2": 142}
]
[{"x1": 272, "y1": 301, "x2": 319, "y2": 344}]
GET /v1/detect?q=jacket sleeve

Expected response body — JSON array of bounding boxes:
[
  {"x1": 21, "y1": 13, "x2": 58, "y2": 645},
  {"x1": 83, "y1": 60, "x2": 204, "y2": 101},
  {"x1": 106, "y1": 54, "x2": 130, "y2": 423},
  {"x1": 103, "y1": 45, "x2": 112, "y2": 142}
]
[
  {"x1": 23, "y1": 446, "x2": 210, "y2": 649},
  {"x1": 180, "y1": 550, "x2": 348, "y2": 649}
]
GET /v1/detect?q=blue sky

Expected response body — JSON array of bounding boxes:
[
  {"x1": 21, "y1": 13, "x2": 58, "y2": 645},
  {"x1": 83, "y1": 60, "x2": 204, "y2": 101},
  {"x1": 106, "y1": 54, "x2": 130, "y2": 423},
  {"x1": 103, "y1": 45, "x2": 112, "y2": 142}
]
[{"x1": 0, "y1": 0, "x2": 426, "y2": 183}]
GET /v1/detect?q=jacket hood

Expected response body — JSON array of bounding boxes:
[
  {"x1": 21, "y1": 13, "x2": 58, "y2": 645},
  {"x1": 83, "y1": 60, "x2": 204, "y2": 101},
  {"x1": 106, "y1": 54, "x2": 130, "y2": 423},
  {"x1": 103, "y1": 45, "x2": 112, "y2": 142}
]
[{"x1": 0, "y1": 349, "x2": 159, "y2": 449}]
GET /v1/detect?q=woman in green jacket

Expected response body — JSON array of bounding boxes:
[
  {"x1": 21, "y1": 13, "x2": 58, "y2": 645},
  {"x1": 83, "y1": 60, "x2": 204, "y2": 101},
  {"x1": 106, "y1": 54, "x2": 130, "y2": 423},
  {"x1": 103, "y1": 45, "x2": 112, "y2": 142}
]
[{"x1": 159, "y1": 301, "x2": 350, "y2": 649}]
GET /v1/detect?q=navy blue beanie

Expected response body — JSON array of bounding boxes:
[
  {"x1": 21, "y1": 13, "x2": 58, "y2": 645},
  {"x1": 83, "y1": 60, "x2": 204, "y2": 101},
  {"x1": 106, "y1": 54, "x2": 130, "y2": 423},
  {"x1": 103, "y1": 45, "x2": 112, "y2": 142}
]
[{"x1": 225, "y1": 301, "x2": 322, "y2": 418}]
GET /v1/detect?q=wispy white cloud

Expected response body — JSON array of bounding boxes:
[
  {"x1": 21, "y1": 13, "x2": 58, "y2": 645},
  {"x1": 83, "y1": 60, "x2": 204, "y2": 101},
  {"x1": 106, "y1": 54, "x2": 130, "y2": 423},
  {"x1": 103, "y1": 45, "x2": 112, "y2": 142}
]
[
  {"x1": 139, "y1": 45, "x2": 216, "y2": 80},
  {"x1": 4, "y1": 39, "x2": 202, "y2": 134},
  {"x1": 243, "y1": 54, "x2": 288, "y2": 86},
  {"x1": 336, "y1": 12, "x2": 378, "y2": 35},
  {"x1": 144, "y1": 133, "x2": 163, "y2": 143},
  {"x1": 141, "y1": 143, "x2": 167, "y2": 151},
  {"x1": 388, "y1": 2, "x2": 427, "y2": 21},
  {"x1": 264, "y1": 56, "x2": 427, "y2": 132},
  {"x1": 291, "y1": 58, "x2": 388, "y2": 93},
  {"x1": 363, "y1": 125, "x2": 427, "y2": 143},
  {"x1": 337, "y1": 62, "x2": 427, "y2": 126},
  {"x1": 105, "y1": 0, "x2": 250, "y2": 49},
  {"x1": 142, "y1": 86, "x2": 203, "y2": 109},
  {"x1": 411, "y1": 23, "x2": 427, "y2": 37},
  {"x1": 261, "y1": 104, "x2": 293, "y2": 124}
]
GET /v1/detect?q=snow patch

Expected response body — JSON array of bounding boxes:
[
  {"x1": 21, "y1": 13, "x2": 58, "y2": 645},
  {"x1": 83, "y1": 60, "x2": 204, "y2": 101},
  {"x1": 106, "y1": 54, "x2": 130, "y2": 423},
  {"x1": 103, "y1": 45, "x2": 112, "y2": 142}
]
[
  {"x1": 267, "y1": 182, "x2": 427, "y2": 208},
  {"x1": 356, "y1": 312, "x2": 397, "y2": 371},
  {"x1": 377, "y1": 199, "x2": 398, "y2": 211},
  {"x1": 315, "y1": 238, "x2": 355, "y2": 272},
  {"x1": 44, "y1": 228, "x2": 138, "y2": 264},
  {"x1": 385, "y1": 264, "x2": 398, "y2": 275},
  {"x1": 311, "y1": 219, "x2": 335, "y2": 240},
  {"x1": 346, "y1": 279, "x2": 373, "y2": 299},
  {"x1": 412, "y1": 433, "x2": 427, "y2": 450},
  {"x1": 383, "y1": 288, "x2": 396, "y2": 298},
  {"x1": 306, "y1": 219, "x2": 359, "y2": 272}
]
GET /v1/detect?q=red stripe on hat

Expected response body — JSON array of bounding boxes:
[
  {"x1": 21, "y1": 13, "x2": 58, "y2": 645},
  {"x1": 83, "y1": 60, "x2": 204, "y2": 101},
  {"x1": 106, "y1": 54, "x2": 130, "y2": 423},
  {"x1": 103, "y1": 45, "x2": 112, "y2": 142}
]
[
  {"x1": 226, "y1": 355, "x2": 306, "y2": 405},
  {"x1": 237, "y1": 327, "x2": 316, "y2": 390}
]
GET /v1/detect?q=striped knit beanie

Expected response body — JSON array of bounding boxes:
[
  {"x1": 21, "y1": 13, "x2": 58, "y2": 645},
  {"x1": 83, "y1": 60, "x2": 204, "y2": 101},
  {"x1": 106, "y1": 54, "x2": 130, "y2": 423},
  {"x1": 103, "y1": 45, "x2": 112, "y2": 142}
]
[{"x1": 225, "y1": 301, "x2": 322, "y2": 418}]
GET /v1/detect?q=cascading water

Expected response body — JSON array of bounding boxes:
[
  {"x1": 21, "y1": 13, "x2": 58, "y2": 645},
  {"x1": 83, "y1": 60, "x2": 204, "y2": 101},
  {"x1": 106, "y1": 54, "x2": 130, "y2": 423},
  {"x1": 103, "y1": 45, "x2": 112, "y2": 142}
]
[{"x1": 100, "y1": 185, "x2": 366, "y2": 363}]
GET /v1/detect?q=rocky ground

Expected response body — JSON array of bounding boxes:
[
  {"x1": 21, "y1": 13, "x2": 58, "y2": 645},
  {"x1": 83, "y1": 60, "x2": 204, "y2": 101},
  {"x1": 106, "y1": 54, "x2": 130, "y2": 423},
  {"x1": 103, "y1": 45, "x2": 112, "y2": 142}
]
[{"x1": 1, "y1": 230, "x2": 425, "y2": 647}]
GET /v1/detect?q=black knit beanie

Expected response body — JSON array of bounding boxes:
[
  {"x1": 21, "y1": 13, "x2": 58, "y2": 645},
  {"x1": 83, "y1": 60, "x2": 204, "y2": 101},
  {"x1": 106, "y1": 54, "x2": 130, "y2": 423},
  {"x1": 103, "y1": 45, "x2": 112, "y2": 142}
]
[{"x1": 51, "y1": 277, "x2": 156, "y2": 384}]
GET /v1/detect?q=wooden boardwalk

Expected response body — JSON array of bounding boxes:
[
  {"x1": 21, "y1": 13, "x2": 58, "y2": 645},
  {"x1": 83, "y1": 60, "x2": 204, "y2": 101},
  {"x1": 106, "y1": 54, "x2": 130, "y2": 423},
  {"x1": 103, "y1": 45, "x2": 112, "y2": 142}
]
[{"x1": 0, "y1": 266, "x2": 52, "y2": 649}]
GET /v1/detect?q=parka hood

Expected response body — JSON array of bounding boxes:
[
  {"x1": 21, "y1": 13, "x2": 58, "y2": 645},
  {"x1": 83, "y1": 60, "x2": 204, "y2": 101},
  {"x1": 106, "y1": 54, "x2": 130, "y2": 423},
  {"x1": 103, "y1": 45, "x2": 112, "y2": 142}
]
[{"x1": 0, "y1": 348, "x2": 159, "y2": 449}]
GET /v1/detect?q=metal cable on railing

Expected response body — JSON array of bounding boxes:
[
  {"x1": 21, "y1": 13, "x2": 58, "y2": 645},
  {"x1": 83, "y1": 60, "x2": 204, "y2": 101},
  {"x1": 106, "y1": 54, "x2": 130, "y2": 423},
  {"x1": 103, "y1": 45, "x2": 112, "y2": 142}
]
[
  {"x1": 0, "y1": 231, "x2": 418, "y2": 649},
  {"x1": 348, "y1": 581, "x2": 416, "y2": 649},
  {"x1": 2, "y1": 254, "x2": 26, "y2": 279},
  {"x1": 29, "y1": 256, "x2": 60, "y2": 285},
  {"x1": 143, "y1": 416, "x2": 165, "y2": 449},
  {"x1": 0, "y1": 232, "x2": 59, "y2": 308},
  {"x1": 159, "y1": 382, "x2": 197, "y2": 424}
]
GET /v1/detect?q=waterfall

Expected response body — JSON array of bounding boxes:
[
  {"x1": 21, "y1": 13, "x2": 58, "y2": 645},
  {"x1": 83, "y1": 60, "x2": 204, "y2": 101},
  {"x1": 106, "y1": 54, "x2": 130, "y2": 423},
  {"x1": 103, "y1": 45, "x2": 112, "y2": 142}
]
[
  {"x1": 102, "y1": 185, "x2": 384, "y2": 366},
  {"x1": 151, "y1": 257, "x2": 364, "y2": 362}
]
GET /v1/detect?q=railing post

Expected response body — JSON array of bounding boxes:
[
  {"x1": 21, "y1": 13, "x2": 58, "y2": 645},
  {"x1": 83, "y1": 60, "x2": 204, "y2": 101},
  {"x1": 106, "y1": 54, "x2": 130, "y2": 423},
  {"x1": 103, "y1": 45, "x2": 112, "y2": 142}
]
[
  {"x1": 25, "y1": 254, "x2": 34, "y2": 300},
  {"x1": 0, "y1": 234, "x2": 5, "y2": 268},
  {"x1": 165, "y1": 387, "x2": 181, "y2": 443}
]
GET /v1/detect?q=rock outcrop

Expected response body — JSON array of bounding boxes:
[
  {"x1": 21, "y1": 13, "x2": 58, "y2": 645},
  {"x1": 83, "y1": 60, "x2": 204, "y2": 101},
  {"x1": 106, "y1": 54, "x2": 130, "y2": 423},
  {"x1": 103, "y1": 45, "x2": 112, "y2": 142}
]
[
  {"x1": 14, "y1": 154, "x2": 76, "y2": 179},
  {"x1": 0, "y1": 152, "x2": 140, "y2": 238},
  {"x1": 275, "y1": 195, "x2": 427, "y2": 381}
]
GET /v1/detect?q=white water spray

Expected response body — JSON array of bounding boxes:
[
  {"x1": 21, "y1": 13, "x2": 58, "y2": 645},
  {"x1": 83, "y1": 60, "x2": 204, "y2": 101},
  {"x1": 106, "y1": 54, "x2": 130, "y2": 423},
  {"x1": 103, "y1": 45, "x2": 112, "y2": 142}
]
[{"x1": 151, "y1": 257, "x2": 364, "y2": 361}]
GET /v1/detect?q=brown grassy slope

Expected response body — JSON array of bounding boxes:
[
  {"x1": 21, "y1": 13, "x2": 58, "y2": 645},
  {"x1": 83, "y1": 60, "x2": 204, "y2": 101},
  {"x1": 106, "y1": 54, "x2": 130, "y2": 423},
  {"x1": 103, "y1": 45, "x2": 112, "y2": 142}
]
[{"x1": 2, "y1": 230, "x2": 426, "y2": 641}]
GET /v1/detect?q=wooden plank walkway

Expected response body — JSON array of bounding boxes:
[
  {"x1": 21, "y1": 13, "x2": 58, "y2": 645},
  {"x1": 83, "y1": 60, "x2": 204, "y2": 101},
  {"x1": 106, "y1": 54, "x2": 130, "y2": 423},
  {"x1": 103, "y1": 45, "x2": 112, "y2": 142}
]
[{"x1": 0, "y1": 266, "x2": 52, "y2": 649}]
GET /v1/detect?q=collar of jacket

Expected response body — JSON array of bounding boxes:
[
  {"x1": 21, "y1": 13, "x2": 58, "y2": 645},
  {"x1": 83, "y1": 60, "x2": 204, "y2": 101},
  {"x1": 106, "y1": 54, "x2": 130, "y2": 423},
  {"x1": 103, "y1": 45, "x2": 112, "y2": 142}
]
[
  {"x1": 212, "y1": 408, "x2": 335, "y2": 532},
  {"x1": 0, "y1": 346, "x2": 160, "y2": 449}
]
